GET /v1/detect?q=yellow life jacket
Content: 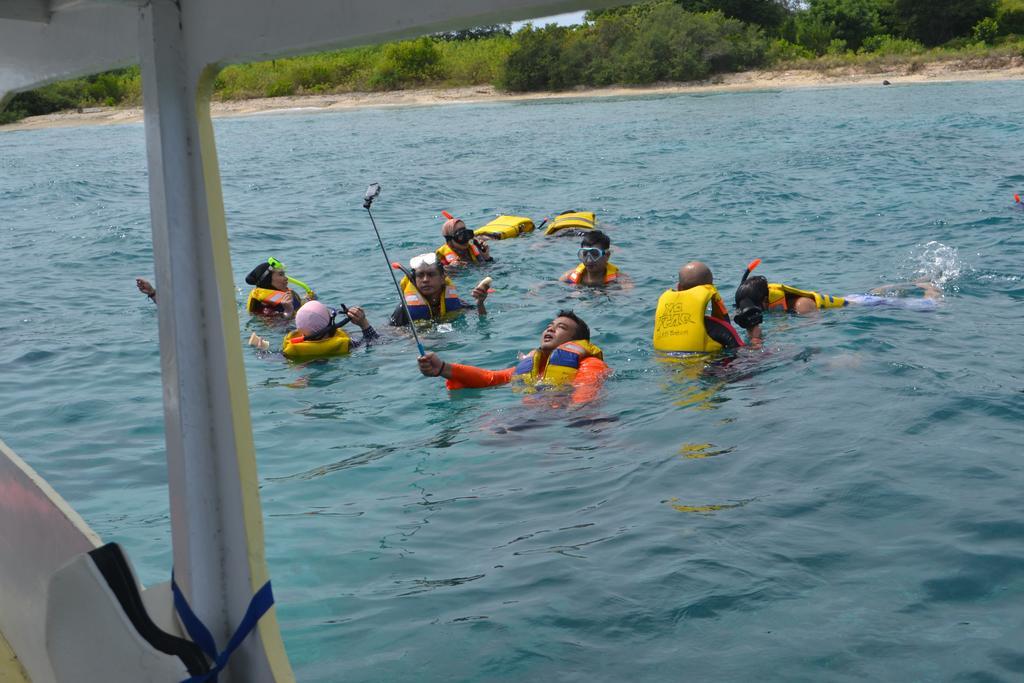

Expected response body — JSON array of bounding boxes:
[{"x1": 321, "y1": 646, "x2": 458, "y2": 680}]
[
  {"x1": 563, "y1": 262, "x2": 620, "y2": 285},
  {"x1": 544, "y1": 211, "x2": 596, "y2": 236},
  {"x1": 652, "y1": 285, "x2": 727, "y2": 353},
  {"x1": 436, "y1": 241, "x2": 483, "y2": 266},
  {"x1": 766, "y1": 283, "x2": 846, "y2": 311},
  {"x1": 399, "y1": 276, "x2": 463, "y2": 320},
  {"x1": 474, "y1": 215, "x2": 534, "y2": 240},
  {"x1": 512, "y1": 340, "x2": 604, "y2": 387},
  {"x1": 281, "y1": 329, "x2": 351, "y2": 360},
  {"x1": 246, "y1": 287, "x2": 299, "y2": 314}
]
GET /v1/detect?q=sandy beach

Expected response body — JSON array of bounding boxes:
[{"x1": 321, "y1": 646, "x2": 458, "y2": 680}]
[{"x1": 4, "y1": 59, "x2": 1023, "y2": 132}]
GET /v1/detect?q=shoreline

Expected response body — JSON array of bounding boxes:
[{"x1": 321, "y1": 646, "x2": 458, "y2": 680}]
[{"x1": 4, "y1": 61, "x2": 1023, "y2": 132}]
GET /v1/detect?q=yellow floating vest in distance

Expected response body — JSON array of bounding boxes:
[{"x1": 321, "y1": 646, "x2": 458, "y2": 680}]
[
  {"x1": 652, "y1": 284, "x2": 724, "y2": 353},
  {"x1": 281, "y1": 329, "x2": 351, "y2": 360},
  {"x1": 766, "y1": 283, "x2": 846, "y2": 311},
  {"x1": 544, "y1": 211, "x2": 596, "y2": 236},
  {"x1": 474, "y1": 215, "x2": 535, "y2": 240},
  {"x1": 512, "y1": 340, "x2": 604, "y2": 386}
]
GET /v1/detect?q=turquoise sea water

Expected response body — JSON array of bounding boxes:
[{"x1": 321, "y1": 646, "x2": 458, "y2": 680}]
[{"x1": 2, "y1": 81, "x2": 1024, "y2": 681}]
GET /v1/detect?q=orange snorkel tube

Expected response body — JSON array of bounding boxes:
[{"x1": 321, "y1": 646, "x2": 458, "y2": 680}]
[
  {"x1": 740, "y1": 258, "x2": 762, "y2": 284},
  {"x1": 733, "y1": 258, "x2": 764, "y2": 331}
]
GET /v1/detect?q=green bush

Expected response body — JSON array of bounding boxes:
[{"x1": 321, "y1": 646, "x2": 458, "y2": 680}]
[
  {"x1": 436, "y1": 34, "x2": 514, "y2": 84},
  {"x1": 803, "y1": 0, "x2": 882, "y2": 50},
  {"x1": 996, "y1": 0, "x2": 1024, "y2": 33},
  {"x1": 766, "y1": 38, "x2": 815, "y2": 62},
  {"x1": 500, "y1": 3, "x2": 768, "y2": 91},
  {"x1": 827, "y1": 37, "x2": 850, "y2": 54},
  {"x1": 369, "y1": 37, "x2": 444, "y2": 90},
  {"x1": 973, "y1": 16, "x2": 1000, "y2": 42},
  {"x1": 859, "y1": 33, "x2": 925, "y2": 53},
  {"x1": 795, "y1": 13, "x2": 838, "y2": 54}
]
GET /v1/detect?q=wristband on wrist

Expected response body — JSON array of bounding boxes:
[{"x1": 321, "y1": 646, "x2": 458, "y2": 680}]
[{"x1": 437, "y1": 361, "x2": 447, "y2": 377}]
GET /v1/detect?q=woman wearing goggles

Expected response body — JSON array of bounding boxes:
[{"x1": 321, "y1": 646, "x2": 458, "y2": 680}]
[
  {"x1": 560, "y1": 230, "x2": 630, "y2": 287},
  {"x1": 436, "y1": 216, "x2": 493, "y2": 267}
]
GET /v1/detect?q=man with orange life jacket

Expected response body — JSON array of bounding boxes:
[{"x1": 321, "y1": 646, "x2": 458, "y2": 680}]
[
  {"x1": 417, "y1": 310, "x2": 609, "y2": 404},
  {"x1": 435, "y1": 216, "x2": 493, "y2": 267},
  {"x1": 560, "y1": 230, "x2": 631, "y2": 287},
  {"x1": 388, "y1": 252, "x2": 489, "y2": 327},
  {"x1": 653, "y1": 261, "x2": 761, "y2": 353}
]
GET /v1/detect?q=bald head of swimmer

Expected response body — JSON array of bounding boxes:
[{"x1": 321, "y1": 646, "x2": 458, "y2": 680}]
[
  {"x1": 677, "y1": 261, "x2": 713, "y2": 290},
  {"x1": 539, "y1": 310, "x2": 590, "y2": 351}
]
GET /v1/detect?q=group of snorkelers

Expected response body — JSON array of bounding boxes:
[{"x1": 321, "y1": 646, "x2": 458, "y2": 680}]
[{"x1": 137, "y1": 211, "x2": 940, "y2": 404}]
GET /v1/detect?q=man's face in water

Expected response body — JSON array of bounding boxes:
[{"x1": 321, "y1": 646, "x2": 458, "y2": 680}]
[
  {"x1": 539, "y1": 316, "x2": 579, "y2": 351},
  {"x1": 414, "y1": 265, "x2": 444, "y2": 298}
]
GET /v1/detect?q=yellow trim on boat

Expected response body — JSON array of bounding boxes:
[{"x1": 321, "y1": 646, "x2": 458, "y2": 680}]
[
  {"x1": 0, "y1": 630, "x2": 30, "y2": 683},
  {"x1": 195, "y1": 66, "x2": 294, "y2": 682}
]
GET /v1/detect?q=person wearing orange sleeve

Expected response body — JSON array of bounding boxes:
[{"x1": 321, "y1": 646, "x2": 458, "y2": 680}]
[{"x1": 417, "y1": 310, "x2": 610, "y2": 405}]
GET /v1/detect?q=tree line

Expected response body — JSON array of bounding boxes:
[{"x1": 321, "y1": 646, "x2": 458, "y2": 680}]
[{"x1": 3, "y1": 0, "x2": 1023, "y2": 124}]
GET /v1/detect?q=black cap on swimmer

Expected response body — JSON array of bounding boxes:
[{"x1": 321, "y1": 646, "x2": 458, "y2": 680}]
[
  {"x1": 734, "y1": 276, "x2": 768, "y2": 330},
  {"x1": 245, "y1": 262, "x2": 273, "y2": 288},
  {"x1": 735, "y1": 275, "x2": 768, "y2": 309}
]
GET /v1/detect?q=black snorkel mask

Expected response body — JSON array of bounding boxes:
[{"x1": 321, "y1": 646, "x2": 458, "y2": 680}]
[
  {"x1": 451, "y1": 226, "x2": 475, "y2": 246},
  {"x1": 733, "y1": 258, "x2": 765, "y2": 330}
]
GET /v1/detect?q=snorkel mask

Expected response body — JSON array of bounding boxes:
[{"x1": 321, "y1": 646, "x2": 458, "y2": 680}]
[
  {"x1": 733, "y1": 258, "x2": 765, "y2": 330},
  {"x1": 452, "y1": 226, "x2": 475, "y2": 245}
]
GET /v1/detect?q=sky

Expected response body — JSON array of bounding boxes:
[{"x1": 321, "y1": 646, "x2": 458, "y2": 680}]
[{"x1": 510, "y1": 10, "x2": 587, "y2": 30}]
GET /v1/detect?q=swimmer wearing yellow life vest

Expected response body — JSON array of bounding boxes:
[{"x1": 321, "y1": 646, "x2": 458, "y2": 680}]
[
  {"x1": 388, "y1": 252, "x2": 489, "y2": 326},
  {"x1": 136, "y1": 257, "x2": 315, "y2": 317},
  {"x1": 243, "y1": 258, "x2": 316, "y2": 317},
  {"x1": 732, "y1": 268, "x2": 940, "y2": 325},
  {"x1": 417, "y1": 310, "x2": 610, "y2": 404},
  {"x1": 435, "y1": 215, "x2": 493, "y2": 267},
  {"x1": 277, "y1": 300, "x2": 379, "y2": 360},
  {"x1": 653, "y1": 261, "x2": 761, "y2": 353},
  {"x1": 560, "y1": 230, "x2": 631, "y2": 287}
]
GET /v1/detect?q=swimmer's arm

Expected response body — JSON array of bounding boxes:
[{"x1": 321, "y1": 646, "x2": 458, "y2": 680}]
[
  {"x1": 346, "y1": 308, "x2": 379, "y2": 348},
  {"x1": 347, "y1": 326, "x2": 379, "y2": 349},
  {"x1": 571, "y1": 357, "x2": 610, "y2": 404},
  {"x1": 745, "y1": 324, "x2": 763, "y2": 349},
  {"x1": 445, "y1": 364, "x2": 515, "y2": 390}
]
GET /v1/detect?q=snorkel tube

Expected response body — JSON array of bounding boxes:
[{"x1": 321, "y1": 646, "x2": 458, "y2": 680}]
[
  {"x1": 363, "y1": 183, "x2": 426, "y2": 356},
  {"x1": 733, "y1": 258, "x2": 764, "y2": 330}
]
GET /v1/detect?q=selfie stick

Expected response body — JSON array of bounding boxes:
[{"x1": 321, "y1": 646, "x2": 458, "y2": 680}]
[{"x1": 363, "y1": 183, "x2": 425, "y2": 356}]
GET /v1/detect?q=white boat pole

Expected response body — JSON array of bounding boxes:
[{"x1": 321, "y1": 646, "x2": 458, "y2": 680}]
[{"x1": 138, "y1": 1, "x2": 292, "y2": 680}]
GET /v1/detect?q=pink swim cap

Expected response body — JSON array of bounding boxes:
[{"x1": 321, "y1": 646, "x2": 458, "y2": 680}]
[{"x1": 295, "y1": 300, "x2": 330, "y2": 335}]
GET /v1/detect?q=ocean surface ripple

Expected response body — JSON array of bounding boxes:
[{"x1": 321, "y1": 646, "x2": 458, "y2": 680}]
[{"x1": 2, "y1": 80, "x2": 1024, "y2": 681}]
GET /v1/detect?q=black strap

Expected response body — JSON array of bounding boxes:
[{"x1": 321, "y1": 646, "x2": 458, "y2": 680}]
[{"x1": 88, "y1": 543, "x2": 209, "y2": 676}]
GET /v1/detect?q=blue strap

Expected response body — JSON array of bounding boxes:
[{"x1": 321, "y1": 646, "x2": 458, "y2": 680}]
[{"x1": 171, "y1": 573, "x2": 275, "y2": 683}]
